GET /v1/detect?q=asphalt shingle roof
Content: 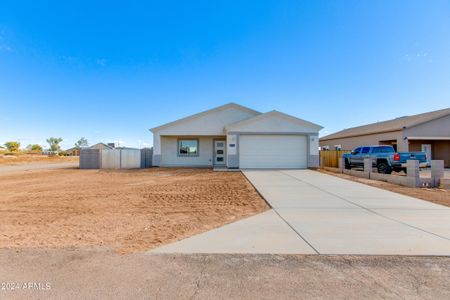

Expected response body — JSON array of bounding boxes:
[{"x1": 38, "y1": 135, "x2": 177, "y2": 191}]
[{"x1": 320, "y1": 108, "x2": 450, "y2": 141}]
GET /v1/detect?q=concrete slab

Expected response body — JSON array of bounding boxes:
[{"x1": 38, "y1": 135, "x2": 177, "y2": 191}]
[
  {"x1": 150, "y1": 210, "x2": 316, "y2": 254},
  {"x1": 277, "y1": 207, "x2": 450, "y2": 255},
  {"x1": 373, "y1": 209, "x2": 450, "y2": 240},
  {"x1": 345, "y1": 195, "x2": 449, "y2": 209},
  {"x1": 243, "y1": 169, "x2": 450, "y2": 255}
]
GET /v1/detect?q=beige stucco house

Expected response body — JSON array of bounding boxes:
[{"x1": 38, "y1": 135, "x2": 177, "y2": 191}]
[
  {"x1": 150, "y1": 103, "x2": 322, "y2": 169},
  {"x1": 320, "y1": 108, "x2": 450, "y2": 167}
]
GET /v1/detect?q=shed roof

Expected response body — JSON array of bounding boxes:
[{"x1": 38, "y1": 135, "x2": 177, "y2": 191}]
[{"x1": 320, "y1": 108, "x2": 450, "y2": 141}]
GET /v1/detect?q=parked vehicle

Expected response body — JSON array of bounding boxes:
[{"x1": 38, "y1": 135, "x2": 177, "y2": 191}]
[{"x1": 342, "y1": 145, "x2": 429, "y2": 174}]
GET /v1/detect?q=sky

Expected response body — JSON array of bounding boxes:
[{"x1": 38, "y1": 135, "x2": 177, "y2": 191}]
[{"x1": 1, "y1": 0, "x2": 449, "y2": 149}]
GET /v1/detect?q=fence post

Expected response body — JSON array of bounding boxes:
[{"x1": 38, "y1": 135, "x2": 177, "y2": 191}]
[
  {"x1": 363, "y1": 158, "x2": 372, "y2": 179},
  {"x1": 406, "y1": 160, "x2": 420, "y2": 187},
  {"x1": 431, "y1": 160, "x2": 444, "y2": 188},
  {"x1": 338, "y1": 158, "x2": 344, "y2": 173}
]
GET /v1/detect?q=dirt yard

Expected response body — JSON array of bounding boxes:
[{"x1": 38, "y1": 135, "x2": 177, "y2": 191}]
[
  {"x1": 0, "y1": 168, "x2": 268, "y2": 253},
  {"x1": 319, "y1": 169, "x2": 450, "y2": 207},
  {"x1": 0, "y1": 154, "x2": 78, "y2": 165}
]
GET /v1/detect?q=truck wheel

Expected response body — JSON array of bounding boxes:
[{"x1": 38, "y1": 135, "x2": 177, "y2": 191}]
[
  {"x1": 377, "y1": 162, "x2": 392, "y2": 174},
  {"x1": 344, "y1": 159, "x2": 351, "y2": 169}
]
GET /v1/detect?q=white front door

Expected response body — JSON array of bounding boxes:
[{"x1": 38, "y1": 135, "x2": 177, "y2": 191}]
[{"x1": 214, "y1": 140, "x2": 226, "y2": 165}]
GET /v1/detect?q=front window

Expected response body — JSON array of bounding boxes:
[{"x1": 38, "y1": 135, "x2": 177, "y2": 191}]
[{"x1": 178, "y1": 139, "x2": 198, "y2": 156}]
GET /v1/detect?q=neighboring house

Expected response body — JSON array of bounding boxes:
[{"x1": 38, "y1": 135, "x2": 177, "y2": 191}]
[
  {"x1": 65, "y1": 147, "x2": 80, "y2": 156},
  {"x1": 150, "y1": 103, "x2": 322, "y2": 169},
  {"x1": 320, "y1": 108, "x2": 450, "y2": 167},
  {"x1": 89, "y1": 143, "x2": 114, "y2": 151},
  {"x1": 72, "y1": 143, "x2": 114, "y2": 156}
]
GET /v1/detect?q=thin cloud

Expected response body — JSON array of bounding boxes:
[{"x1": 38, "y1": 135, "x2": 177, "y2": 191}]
[
  {"x1": 0, "y1": 44, "x2": 12, "y2": 52},
  {"x1": 0, "y1": 28, "x2": 13, "y2": 52},
  {"x1": 402, "y1": 52, "x2": 432, "y2": 62},
  {"x1": 96, "y1": 58, "x2": 107, "y2": 66}
]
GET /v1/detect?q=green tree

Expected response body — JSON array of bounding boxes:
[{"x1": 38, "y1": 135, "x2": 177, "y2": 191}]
[
  {"x1": 46, "y1": 137, "x2": 63, "y2": 152},
  {"x1": 4, "y1": 141, "x2": 20, "y2": 152},
  {"x1": 26, "y1": 144, "x2": 43, "y2": 152},
  {"x1": 75, "y1": 137, "x2": 88, "y2": 148}
]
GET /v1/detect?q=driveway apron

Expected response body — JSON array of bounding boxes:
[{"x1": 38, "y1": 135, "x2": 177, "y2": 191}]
[{"x1": 244, "y1": 170, "x2": 450, "y2": 255}]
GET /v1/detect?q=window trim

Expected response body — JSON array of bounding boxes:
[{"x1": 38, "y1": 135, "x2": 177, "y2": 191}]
[{"x1": 177, "y1": 138, "x2": 199, "y2": 157}]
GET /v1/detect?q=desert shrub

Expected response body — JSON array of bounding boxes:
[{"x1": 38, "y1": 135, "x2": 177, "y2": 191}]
[
  {"x1": 25, "y1": 144, "x2": 43, "y2": 154},
  {"x1": 4, "y1": 141, "x2": 20, "y2": 152}
]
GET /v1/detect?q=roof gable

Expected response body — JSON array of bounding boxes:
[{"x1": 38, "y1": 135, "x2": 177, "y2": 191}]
[
  {"x1": 151, "y1": 103, "x2": 261, "y2": 135},
  {"x1": 321, "y1": 108, "x2": 450, "y2": 141},
  {"x1": 89, "y1": 143, "x2": 113, "y2": 150},
  {"x1": 226, "y1": 110, "x2": 323, "y2": 133}
]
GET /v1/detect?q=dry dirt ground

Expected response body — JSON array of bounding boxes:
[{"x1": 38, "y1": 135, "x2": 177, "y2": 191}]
[
  {"x1": 1, "y1": 250, "x2": 449, "y2": 300},
  {"x1": 0, "y1": 154, "x2": 78, "y2": 165},
  {"x1": 319, "y1": 169, "x2": 450, "y2": 207},
  {"x1": 0, "y1": 168, "x2": 268, "y2": 253}
]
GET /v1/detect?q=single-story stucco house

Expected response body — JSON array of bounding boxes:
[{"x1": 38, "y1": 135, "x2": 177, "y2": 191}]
[
  {"x1": 65, "y1": 147, "x2": 80, "y2": 156},
  {"x1": 150, "y1": 103, "x2": 323, "y2": 169},
  {"x1": 67, "y1": 143, "x2": 114, "y2": 156},
  {"x1": 320, "y1": 108, "x2": 450, "y2": 167}
]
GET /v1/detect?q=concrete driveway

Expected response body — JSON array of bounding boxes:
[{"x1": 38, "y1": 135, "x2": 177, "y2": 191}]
[{"x1": 153, "y1": 170, "x2": 450, "y2": 255}]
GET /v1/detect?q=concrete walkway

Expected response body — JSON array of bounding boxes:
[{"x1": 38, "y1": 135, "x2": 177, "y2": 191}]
[{"x1": 152, "y1": 170, "x2": 450, "y2": 255}]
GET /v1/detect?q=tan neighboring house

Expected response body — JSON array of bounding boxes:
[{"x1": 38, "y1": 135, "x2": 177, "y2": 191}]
[
  {"x1": 65, "y1": 143, "x2": 114, "y2": 156},
  {"x1": 320, "y1": 108, "x2": 450, "y2": 167},
  {"x1": 65, "y1": 147, "x2": 80, "y2": 156}
]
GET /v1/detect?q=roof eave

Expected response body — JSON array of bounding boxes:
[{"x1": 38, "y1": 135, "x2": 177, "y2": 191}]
[{"x1": 150, "y1": 103, "x2": 261, "y2": 133}]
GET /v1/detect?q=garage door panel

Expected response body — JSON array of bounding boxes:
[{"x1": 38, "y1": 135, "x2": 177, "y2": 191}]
[{"x1": 239, "y1": 135, "x2": 307, "y2": 169}]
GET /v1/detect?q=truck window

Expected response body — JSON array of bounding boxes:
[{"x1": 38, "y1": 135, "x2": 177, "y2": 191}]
[
  {"x1": 353, "y1": 147, "x2": 361, "y2": 154},
  {"x1": 361, "y1": 147, "x2": 370, "y2": 154},
  {"x1": 381, "y1": 146, "x2": 395, "y2": 153}
]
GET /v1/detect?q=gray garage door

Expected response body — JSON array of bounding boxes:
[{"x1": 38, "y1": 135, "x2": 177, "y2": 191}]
[{"x1": 239, "y1": 135, "x2": 307, "y2": 168}]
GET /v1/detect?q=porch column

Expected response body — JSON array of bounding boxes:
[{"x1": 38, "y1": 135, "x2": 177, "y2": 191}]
[
  {"x1": 397, "y1": 137, "x2": 409, "y2": 152},
  {"x1": 226, "y1": 134, "x2": 239, "y2": 168}
]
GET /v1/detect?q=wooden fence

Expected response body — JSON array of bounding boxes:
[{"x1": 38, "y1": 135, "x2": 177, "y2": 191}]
[{"x1": 319, "y1": 150, "x2": 351, "y2": 168}]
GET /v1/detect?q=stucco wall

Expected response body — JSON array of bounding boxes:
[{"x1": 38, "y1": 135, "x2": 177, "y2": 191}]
[
  {"x1": 403, "y1": 115, "x2": 450, "y2": 138},
  {"x1": 156, "y1": 107, "x2": 259, "y2": 136},
  {"x1": 320, "y1": 131, "x2": 403, "y2": 151},
  {"x1": 160, "y1": 136, "x2": 222, "y2": 167},
  {"x1": 226, "y1": 134, "x2": 239, "y2": 168}
]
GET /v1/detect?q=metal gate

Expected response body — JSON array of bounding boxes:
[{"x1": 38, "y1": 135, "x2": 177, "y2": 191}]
[{"x1": 80, "y1": 147, "x2": 152, "y2": 169}]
